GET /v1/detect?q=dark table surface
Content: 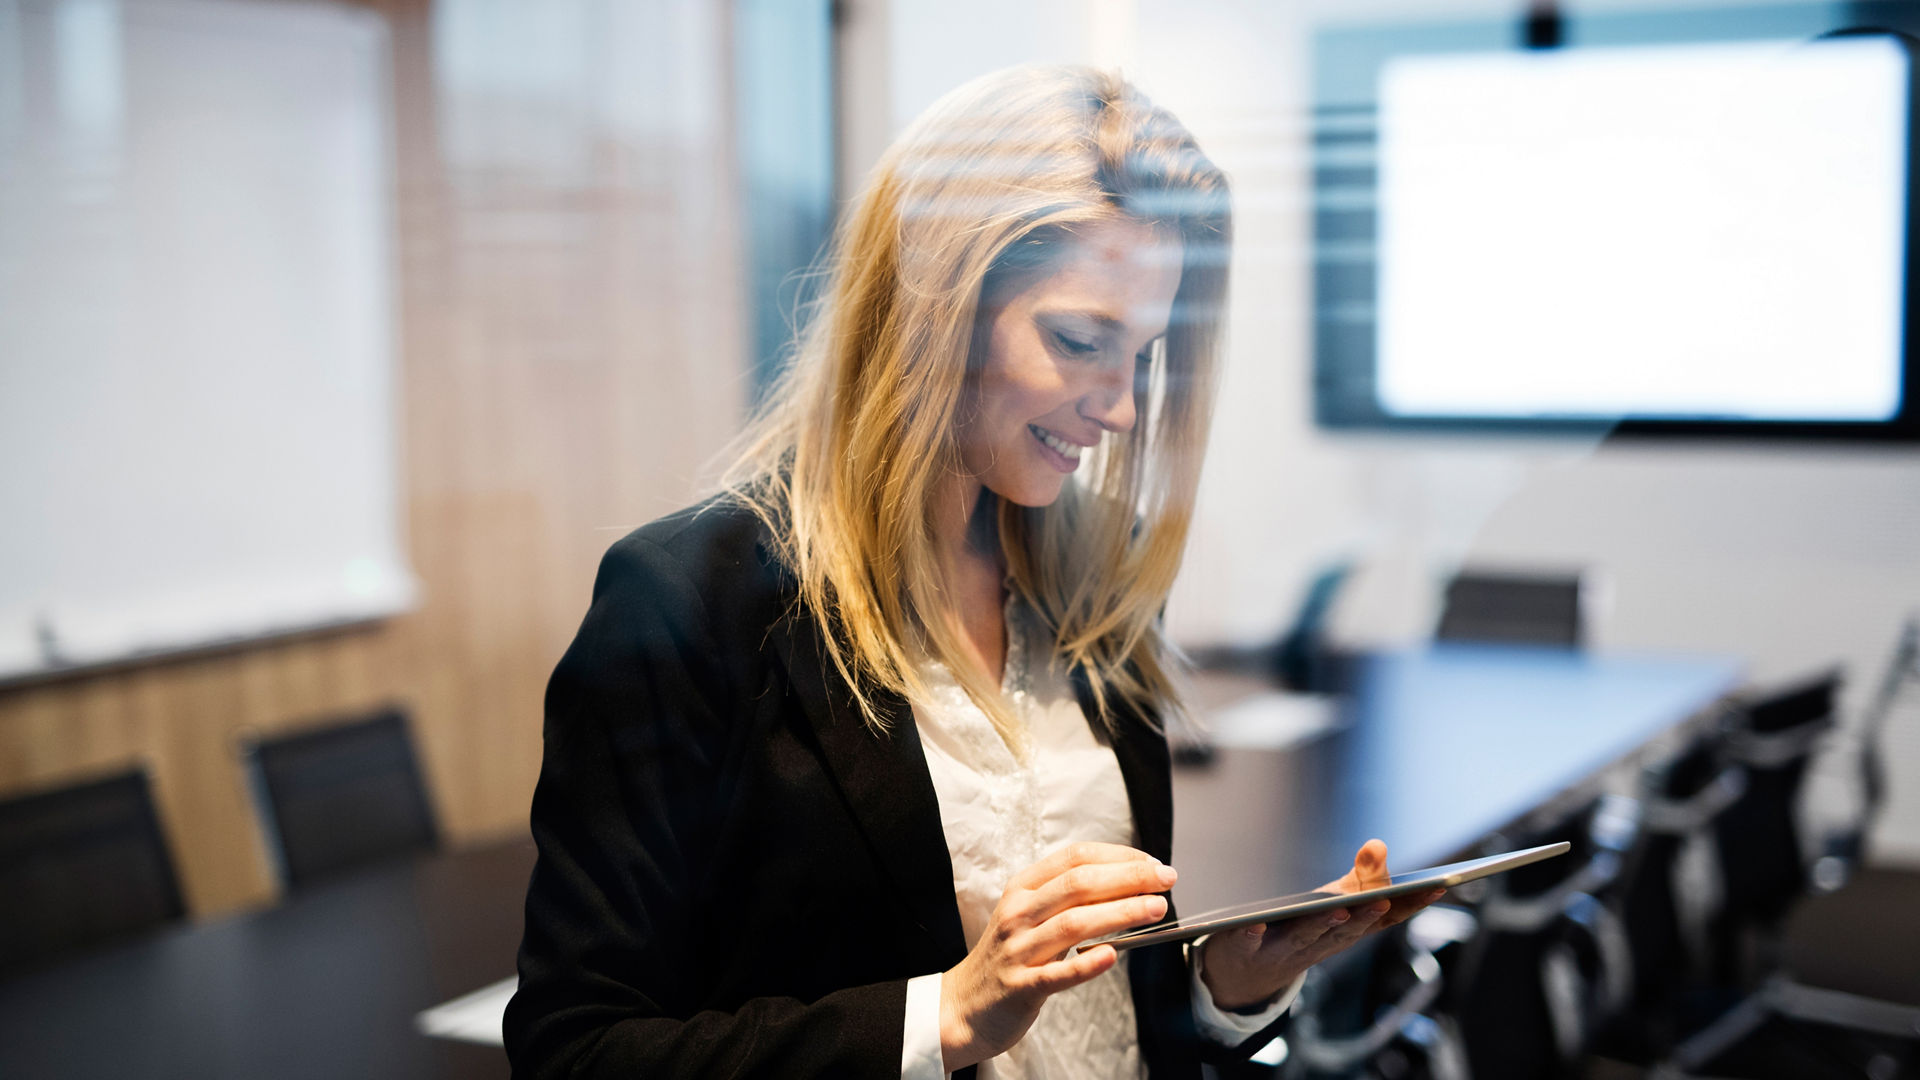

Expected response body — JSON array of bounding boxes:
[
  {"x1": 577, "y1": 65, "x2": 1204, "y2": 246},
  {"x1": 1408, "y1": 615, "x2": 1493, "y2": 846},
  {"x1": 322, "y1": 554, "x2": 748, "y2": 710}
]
[
  {"x1": 1168, "y1": 644, "x2": 1744, "y2": 917},
  {"x1": 0, "y1": 644, "x2": 1741, "y2": 1079},
  {"x1": 0, "y1": 837, "x2": 532, "y2": 1080}
]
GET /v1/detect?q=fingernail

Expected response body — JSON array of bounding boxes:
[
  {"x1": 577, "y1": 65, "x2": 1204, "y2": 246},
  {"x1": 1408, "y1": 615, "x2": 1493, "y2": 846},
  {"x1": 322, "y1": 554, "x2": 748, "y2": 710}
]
[
  {"x1": 1329, "y1": 910, "x2": 1350, "y2": 925},
  {"x1": 1158, "y1": 865, "x2": 1178, "y2": 887},
  {"x1": 1245, "y1": 925, "x2": 1263, "y2": 938}
]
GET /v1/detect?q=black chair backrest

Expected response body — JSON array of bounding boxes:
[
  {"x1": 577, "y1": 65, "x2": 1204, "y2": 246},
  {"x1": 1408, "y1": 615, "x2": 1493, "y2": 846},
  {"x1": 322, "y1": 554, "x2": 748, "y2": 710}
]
[
  {"x1": 1436, "y1": 570, "x2": 1585, "y2": 648},
  {"x1": 1713, "y1": 674, "x2": 1838, "y2": 931},
  {"x1": 246, "y1": 708, "x2": 438, "y2": 890},
  {"x1": 0, "y1": 769, "x2": 185, "y2": 974},
  {"x1": 1853, "y1": 618, "x2": 1920, "y2": 849},
  {"x1": 1447, "y1": 799, "x2": 1632, "y2": 1080},
  {"x1": 1597, "y1": 732, "x2": 1738, "y2": 1063},
  {"x1": 1273, "y1": 560, "x2": 1353, "y2": 692}
]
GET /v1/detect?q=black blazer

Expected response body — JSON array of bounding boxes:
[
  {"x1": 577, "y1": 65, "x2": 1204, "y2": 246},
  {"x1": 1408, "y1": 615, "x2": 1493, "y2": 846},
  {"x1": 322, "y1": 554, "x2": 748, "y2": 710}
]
[{"x1": 505, "y1": 498, "x2": 1284, "y2": 1078}]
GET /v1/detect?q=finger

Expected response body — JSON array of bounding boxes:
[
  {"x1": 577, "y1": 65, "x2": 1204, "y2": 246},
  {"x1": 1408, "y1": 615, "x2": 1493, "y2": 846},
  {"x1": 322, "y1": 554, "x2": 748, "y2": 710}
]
[
  {"x1": 1234, "y1": 908, "x2": 1343, "y2": 963},
  {"x1": 1303, "y1": 901, "x2": 1388, "y2": 952},
  {"x1": 1326, "y1": 900, "x2": 1387, "y2": 934},
  {"x1": 1211, "y1": 921, "x2": 1274, "y2": 961},
  {"x1": 1378, "y1": 888, "x2": 1446, "y2": 929},
  {"x1": 1009, "y1": 842, "x2": 1158, "y2": 892},
  {"x1": 1277, "y1": 898, "x2": 1378, "y2": 941},
  {"x1": 1305, "y1": 901, "x2": 1392, "y2": 961},
  {"x1": 1018, "y1": 859, "x2": 1178, "y2": 926},
  {"x1": 1390, "y1": 886, "x2": 1444, "y2": 910},
  {"x1": 1339, "y1": 839, "x2": 1391, "y2": 892},
  {"x1": 1018, "y1": 892, "x2": 1169, "y2": 960},
  {"x1": 1022, "y1": 943, "x2": 1118, "y2": 997}
]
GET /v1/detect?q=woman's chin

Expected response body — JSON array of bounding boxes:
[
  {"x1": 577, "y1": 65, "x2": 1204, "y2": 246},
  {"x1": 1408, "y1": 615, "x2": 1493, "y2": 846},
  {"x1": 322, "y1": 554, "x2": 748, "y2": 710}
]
[{"x1": 989, "y1": 474, "x2": 1070, "y2": 509}]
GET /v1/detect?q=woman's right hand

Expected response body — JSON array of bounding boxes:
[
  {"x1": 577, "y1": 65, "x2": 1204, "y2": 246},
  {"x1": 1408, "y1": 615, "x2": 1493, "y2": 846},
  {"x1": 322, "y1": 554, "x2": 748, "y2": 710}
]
[{"x1": 938, "y1": 842, "x2": 1177, "y2": 1072}]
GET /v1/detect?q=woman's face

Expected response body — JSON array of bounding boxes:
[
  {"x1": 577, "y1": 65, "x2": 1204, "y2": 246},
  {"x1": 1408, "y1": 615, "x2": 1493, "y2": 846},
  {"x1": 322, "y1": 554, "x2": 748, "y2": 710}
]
[{"x1": 959, "y1": 217, "x2": 1184, "y2": 508}]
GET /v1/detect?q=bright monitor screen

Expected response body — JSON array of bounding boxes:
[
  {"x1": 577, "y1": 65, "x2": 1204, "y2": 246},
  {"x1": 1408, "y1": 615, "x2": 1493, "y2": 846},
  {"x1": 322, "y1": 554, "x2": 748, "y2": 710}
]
[{"x1": 1368, "y1": 36, "x2": 1910, "y2": 427}]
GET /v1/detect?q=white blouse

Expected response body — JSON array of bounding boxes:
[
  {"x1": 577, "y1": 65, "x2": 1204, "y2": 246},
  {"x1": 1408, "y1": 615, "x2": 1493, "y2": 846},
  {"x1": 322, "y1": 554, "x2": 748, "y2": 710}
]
[{"x1": 899, "y1": 598, "x2": 1298, "y2": 1080}]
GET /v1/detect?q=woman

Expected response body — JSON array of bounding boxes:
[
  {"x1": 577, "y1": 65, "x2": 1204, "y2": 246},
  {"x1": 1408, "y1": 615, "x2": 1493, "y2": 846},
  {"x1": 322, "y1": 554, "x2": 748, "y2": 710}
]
[{"x1": 504, "y1": 66, "x2": 1440, "y2": 1079}]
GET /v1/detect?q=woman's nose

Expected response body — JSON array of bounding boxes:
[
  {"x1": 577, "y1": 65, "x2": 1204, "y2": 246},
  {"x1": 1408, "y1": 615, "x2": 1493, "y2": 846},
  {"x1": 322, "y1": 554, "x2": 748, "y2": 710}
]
[{"x1": 1080, "y1": 360, "x2": 1137, "y2": 434}]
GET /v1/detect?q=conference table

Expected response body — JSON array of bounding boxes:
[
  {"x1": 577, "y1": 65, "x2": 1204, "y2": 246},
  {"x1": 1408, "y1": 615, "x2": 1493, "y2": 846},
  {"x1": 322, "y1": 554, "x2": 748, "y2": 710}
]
[
  {"x1": 0, "y1": 644, "x2": 1742, "y2": 1079},
  {"x1": 1170, "y1": 644, "x2": 1746, "y2": 916}
]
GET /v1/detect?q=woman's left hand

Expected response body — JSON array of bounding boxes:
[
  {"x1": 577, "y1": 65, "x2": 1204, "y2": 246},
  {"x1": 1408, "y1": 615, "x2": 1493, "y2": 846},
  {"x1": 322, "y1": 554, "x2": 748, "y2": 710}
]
[{"x1": 1198, "y1": 839, "x2": 1444, "y2": 1011}]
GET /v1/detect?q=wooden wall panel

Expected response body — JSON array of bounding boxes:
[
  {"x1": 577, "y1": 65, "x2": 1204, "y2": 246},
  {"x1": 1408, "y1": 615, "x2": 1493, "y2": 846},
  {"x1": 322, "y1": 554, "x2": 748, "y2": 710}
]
[{"x1": 0, "y1": 0, "x2": 746, "y2": 918}]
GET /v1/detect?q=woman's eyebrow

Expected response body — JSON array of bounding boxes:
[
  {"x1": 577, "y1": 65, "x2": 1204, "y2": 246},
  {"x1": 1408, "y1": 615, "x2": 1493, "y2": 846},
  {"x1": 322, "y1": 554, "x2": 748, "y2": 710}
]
[
  {"x1": 1038, "y1": 308, "x2": 1126, "y2": 332},
  {"x1": 1039, "y1": 307, "x2": 1171, "y2": 346}
]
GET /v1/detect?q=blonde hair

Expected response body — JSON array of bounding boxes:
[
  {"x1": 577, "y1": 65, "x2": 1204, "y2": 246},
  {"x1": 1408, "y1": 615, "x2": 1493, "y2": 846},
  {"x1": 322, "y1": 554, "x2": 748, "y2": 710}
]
[{"x1": 722, "y1": 66, "x2": 1232, "y2": 750}]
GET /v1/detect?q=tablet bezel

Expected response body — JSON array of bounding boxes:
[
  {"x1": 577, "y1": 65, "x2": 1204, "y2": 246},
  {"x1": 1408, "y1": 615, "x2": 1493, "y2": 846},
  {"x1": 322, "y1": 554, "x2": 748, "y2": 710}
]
[{"x1": 1090, "y1": 840, "x2": 1572, "y2": 954}]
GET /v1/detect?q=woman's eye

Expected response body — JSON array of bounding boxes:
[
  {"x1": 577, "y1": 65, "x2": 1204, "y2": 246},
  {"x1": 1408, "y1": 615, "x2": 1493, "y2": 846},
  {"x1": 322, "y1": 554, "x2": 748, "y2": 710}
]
[{"x1": 1052, "y1": 331, "x2": 1100, "y2": 356}]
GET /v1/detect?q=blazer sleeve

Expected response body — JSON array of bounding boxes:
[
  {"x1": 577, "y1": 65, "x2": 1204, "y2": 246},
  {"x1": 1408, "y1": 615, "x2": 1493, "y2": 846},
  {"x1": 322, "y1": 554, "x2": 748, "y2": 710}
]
[{"x1": 504, "y1": 535, "x2": 910, "y2": 1079}]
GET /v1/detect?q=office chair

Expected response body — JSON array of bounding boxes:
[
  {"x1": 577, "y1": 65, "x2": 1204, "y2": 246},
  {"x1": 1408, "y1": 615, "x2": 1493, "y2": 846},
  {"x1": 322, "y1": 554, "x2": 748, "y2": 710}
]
[
  {"x1": 1651, "y1": 651, "x2": 1920, "y2": 1080},
  {"x1": 1281, "y1": 916, "x2": 1471, "y2": 1080},
  {"x1": 1589, "y1": 719, "x2": 1751, "y2": 1066},
  {"x1": 1803, "y1": 618, "x2": 1916, "y2": 895},
  {"x1": 1434, "y1": 569, "x2": 1586, "y2": 649},
  {"x1": 1272, "y1": 561, "x2": 1354, "y2": 693},
  {"x1": 1706, "y1": 673, "x2": 1842, "y2": 982},
  {"x1": 1442, "y1": 793, "x2": 1639, "y2": 1080},
  {"x1": 242, "y1": 707, "x2": 439, "y2": 890},
  {"x1": 0, "y1": 769, "x2": 185, "y2": 974}
]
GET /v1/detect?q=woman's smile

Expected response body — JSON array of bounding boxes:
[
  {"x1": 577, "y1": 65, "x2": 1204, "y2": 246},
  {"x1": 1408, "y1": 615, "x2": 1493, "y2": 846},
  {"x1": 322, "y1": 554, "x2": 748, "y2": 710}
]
[{"x1": 1029, "y1": 423, "x2": 1089, "y2": 471}]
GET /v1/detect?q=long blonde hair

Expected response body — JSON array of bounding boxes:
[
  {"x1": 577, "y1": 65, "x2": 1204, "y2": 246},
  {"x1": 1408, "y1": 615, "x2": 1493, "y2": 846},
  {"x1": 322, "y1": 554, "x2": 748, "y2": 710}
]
[{"x1": 722, "y1": 66, "x2": 1232, "y2": 750}]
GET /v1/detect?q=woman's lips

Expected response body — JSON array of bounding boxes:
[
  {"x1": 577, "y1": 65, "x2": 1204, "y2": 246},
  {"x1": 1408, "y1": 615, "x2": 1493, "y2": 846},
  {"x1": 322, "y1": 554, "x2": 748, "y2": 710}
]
[{"x1": 1030, "y1": 424, "x2": 1085, "y2": 473}]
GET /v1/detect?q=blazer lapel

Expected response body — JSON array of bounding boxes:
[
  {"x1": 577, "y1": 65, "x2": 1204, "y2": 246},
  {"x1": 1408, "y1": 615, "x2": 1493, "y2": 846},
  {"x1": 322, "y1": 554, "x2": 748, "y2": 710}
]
[
  {"x1": 1074, "y1": 668, "x2": 1174, "y2": 866},
  {"x1": 766, "y1": 601, "x2": 970, "y2": 966}
]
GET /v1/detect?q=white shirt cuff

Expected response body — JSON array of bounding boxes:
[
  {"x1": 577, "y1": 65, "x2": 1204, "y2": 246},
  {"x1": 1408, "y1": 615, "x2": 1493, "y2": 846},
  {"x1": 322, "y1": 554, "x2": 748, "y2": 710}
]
[
  {"x1": 1186, "y1": 935, "x2": 1306, "y2": 1044},
  {"x1": 902, "y1": 971, "x2": 948, "y2": 1080}
]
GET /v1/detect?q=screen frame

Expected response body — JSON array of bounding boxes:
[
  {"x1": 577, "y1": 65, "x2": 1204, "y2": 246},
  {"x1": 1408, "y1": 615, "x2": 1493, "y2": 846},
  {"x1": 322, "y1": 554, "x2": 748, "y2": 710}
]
[{"x1": 1311, "y1": 5, "x2": 1920, "y2": 443}]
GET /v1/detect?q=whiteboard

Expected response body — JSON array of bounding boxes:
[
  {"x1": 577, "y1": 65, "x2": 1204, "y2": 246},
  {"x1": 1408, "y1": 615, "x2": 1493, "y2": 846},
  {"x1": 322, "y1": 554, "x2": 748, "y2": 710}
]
[{"x1": 0, "y1": 0, "x2": 415, "y2": 681}]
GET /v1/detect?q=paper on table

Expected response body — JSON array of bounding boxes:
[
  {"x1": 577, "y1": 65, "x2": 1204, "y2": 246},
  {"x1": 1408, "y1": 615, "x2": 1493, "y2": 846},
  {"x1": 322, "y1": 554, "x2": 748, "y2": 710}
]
[
  {"x1": 416, "y1": 976, "x2": 516, "y2": 1047},
  {"x1": 1206, "y1": 691, "x2": 1340, "y2": 751}
]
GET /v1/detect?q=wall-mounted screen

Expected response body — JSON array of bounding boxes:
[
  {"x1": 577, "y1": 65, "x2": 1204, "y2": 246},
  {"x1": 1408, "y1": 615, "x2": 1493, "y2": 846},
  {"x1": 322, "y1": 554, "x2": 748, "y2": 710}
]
[{"x1": 1313, "y1": 5, "x2": 1920, "y2": 440}]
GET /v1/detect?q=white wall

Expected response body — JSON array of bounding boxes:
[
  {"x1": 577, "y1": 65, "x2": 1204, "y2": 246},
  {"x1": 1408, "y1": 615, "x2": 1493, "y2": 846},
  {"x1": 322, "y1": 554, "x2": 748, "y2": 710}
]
[{"x1": 838, "y1": 0, "x2": 1920, "y2": 864}]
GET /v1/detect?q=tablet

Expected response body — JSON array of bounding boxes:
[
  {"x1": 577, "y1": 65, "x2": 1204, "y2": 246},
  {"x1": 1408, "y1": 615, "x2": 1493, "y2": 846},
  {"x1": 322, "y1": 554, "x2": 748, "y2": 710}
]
[{"x1": 1089, "y1": 841, "x2": 1571, "y2": 953}]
